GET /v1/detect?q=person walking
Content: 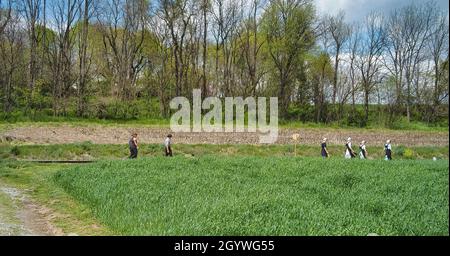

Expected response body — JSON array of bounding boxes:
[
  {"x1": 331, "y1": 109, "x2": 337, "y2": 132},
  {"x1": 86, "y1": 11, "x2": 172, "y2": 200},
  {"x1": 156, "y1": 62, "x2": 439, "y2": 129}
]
[
  {"x1": 321, "y1": 138, "x2": 329, "y2": 158},
  {"x1": 129, "y1": 133, "x2": 138, "y2": 159},
  {"x1": 165, "y1": 134, "x2": 173, "y2": 157},
  {"x1": 359, "y1": 140, "x2": 368, "y2": 159},
  {"x1": 345, "y1": 137, "x2": 356, "y2": 159},
  {"x1": 384, "y1": 140, "x2": 392, "y2": 160}
]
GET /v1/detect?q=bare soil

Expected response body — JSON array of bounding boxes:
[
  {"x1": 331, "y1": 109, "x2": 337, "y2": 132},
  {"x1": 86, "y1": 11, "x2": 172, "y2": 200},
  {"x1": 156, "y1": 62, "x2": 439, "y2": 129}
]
[
  {"x1": 0, "y1": 184, "x2": 64, "y2": 236},
  {"x1": 1, "y1": 125, "x2": 448, "y2": 146}
]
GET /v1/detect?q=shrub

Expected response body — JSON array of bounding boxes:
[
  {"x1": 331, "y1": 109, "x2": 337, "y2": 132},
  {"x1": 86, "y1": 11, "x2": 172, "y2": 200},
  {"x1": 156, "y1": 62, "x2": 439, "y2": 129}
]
[
  {"x1": 346, "y1": 108, "x2": 367, "y2": 127},
  {"x1": 10, "y1": 146, "x2": 20, "y2": 156},
  {"x1": 394, "y1": 146, "x2": 405, "y2": 157},
  {"x1": 403, "y1": 148, "x2": 415, "y2": 159}
]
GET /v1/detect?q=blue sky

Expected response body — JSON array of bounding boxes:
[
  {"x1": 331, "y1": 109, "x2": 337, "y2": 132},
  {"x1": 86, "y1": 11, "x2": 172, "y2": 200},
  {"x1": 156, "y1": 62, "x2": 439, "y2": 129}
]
[{"x1": 315, "y1": 0, "x2": 449, "y2": 22}]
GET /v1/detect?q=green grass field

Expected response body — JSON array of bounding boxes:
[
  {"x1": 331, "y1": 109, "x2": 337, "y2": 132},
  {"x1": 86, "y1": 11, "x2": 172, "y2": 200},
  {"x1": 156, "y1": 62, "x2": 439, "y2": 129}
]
[
  {"x1": 54, "y1": 156, "x2": 449, "y2": 236},
  {"x1": 1, "y1": 143, "x2": 448, "y2": 161}
]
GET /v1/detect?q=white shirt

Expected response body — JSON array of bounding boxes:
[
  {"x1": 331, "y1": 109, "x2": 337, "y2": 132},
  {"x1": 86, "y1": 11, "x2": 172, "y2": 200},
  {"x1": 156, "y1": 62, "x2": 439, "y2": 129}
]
[{"x1": 164, "y1": 138, "x2": 171, "y2": 147}]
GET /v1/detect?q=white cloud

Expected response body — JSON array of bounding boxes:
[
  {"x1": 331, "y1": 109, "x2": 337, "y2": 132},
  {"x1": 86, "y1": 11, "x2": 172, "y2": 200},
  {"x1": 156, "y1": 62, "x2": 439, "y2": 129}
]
[{"x1": 314, "y1": 0, "x2": 449, "y2": 22}]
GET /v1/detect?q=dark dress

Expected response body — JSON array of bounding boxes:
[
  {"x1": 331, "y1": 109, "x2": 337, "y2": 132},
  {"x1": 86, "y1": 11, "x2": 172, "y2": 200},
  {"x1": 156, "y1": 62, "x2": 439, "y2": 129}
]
[
  {"x1": 129, "y1": 138, "x2": 138, "y2": 159},
  {"x1": 359, "y1": 146, "x2": 367, "y2": 159},
  {"x1": 385, "y1": 144, "x2": 392, "y2": 160},
  {"x1": 346, "y1": 143, "x2": 356, "y2": 158},
  {"x1": 321, "y1": 143, "x2": 328, "y2": 158}
]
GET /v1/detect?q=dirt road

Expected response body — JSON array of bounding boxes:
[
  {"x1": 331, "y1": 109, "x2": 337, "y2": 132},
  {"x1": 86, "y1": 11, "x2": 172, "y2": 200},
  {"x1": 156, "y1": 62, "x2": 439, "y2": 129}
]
[
  {"x1": 1, "y1": 125, "x2": 448, "y2": 146},
  {"x1": 0, "y1": 183, "x2": 63, "y2": 236}
]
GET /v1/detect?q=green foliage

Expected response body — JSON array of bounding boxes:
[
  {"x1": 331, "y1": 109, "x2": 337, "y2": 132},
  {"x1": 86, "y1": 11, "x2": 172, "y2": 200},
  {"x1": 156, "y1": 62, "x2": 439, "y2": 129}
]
[
  {"x1": 394, "y1": 146, "x2": 415, "y2": 160},
  {"x1": 286, "y1": 104, "x2": 315, "y2": 122},
  {"x1": 10, "y1": 146, "x2": 20, "y2": 156},
  {"x1": 394, "y1": 146, "x2": 405, "y2": 157},
  {"x1": 403, "y1": 148, "x2": 415, "y2": 159},
  {"x1": 347, "y1": 108, "x2": 367, "y2": 127},
  {"x1": 54, "y1": 156, "x2": 449, "y2": 235}
]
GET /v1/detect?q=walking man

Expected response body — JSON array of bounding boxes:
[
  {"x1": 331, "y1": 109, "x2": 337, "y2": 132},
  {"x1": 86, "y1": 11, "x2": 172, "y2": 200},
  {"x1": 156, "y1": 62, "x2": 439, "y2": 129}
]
[
  {"x1": 129, "y1": 133, "x2": 138, "y2": 159},
  {"x1": 165, "y1": 134, "x2": 173, "y2": 157}
]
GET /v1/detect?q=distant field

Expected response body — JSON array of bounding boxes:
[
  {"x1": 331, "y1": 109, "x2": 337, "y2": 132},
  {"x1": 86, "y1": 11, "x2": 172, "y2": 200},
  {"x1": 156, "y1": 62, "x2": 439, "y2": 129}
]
[
  {"x1": 1, "y1": 124, "x2": 448, "y2": 147},
  {"x1": 54, "y1": 156, "x2": 449, "y2": 235}
]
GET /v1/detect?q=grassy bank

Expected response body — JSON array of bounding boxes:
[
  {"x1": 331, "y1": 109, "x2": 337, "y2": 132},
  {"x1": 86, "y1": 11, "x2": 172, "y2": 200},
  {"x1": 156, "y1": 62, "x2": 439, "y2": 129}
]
[
  {"x1": 1, "y1": 119, "x2": 448, "y2": 132},
  {"x1": 1, "y1": 143, "x2": 448, "y2": 161},
  {"x1": 0, "y1": 160, "x2": 112, "y2": 235},
  {"x1": 54, "y1": 156, "x2": 449, "y2": 235}
]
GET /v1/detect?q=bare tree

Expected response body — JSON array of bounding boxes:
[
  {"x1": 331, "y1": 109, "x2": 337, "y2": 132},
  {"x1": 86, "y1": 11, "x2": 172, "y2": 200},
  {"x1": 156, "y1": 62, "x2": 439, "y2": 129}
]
[
  {"x1": 97, "y1": 0, "x2": 148, "y2": 101},
  {"x1": 323, "y1": 11, "x2": 351, "y2": 105},
  {"x1": 384, "y1": 7, "x2": 407, "y2": 114},
  {"x1": 77, "y1": 0, "x2": 94, "y2": 116},
  {"x1": 201, "y1": 0, "x2": 209, "y2": 99},
  {"x1": 149, "y1": 13, "x2": 173, "y2": 117},
  {"x1": 357, "y1": 12, "x2": 385, "y2": 123},
  {"x1": 20, "y1": 0, "x2": 42, "y2": 111},
  {"x1": 402, "y1": 2, "x2": 435, "y2": 122},
  {"x1": 0, "y1": 0, "x2": 12, "y2": 36},
  {"x1": 211, "y1": 0, "x2": 242, "y2": 96},
  {"x1": 237, "y1": 0, "x2": 266, "y2": 97},
  {"x1": 428, "y1": 10, "x2": 449, "y2": 107},
  {"x1": 46, "y1": 0, "x2": 81, "y2": 115},
  {"x1": 0, "y1": 8, "x2": 25, "y2": 113},
  {"x1": 348, "y1": 23, "x2": 360, "y2": 109},
  {"x1": 157, "y1": 0, "x2": 195, "y2": 97}
]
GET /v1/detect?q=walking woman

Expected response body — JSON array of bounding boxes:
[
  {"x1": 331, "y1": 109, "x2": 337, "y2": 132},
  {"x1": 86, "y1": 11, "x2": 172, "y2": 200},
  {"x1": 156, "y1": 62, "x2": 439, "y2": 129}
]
[
  {"x1": 345, "y1": 137, "x2": 356, "y2": 159},
  {"x1": 384, "y1": 140, "x2": 392, "y2": 160},
  {"x1": 321, "y1": 138, "x2": 329, "y2": 158},
  {"x1": 359, "y1": 141, "x2": 368, "y2": 159}
]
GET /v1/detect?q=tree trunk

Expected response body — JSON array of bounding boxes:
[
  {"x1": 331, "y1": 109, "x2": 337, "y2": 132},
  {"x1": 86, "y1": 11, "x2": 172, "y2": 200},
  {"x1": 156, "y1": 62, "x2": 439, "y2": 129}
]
[
  {"x1": 77, "y1": 0, "x2": 90, "y2": 117},
  {"x1": 201, "y1": 0, "x2": 208, "y2": 100},
  {"x1": 364, "y1": 86, "x2": 369, "y2": 124}
]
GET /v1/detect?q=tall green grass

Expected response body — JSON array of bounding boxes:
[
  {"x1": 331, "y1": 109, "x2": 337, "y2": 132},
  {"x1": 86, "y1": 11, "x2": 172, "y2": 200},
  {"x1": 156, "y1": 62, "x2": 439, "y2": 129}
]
[
  {"x1": 1, "y1": 143, "x2": 448, "y2": 161},
  {"x1": 54, "y1": 156, "x2": 449, "y2": 235}
]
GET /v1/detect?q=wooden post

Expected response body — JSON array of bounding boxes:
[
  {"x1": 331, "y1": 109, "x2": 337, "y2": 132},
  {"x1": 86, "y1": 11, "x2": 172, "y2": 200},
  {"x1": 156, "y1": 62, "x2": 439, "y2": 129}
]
[{"x1": 292, "y1": 133, "x2": 300, "y2": 156}]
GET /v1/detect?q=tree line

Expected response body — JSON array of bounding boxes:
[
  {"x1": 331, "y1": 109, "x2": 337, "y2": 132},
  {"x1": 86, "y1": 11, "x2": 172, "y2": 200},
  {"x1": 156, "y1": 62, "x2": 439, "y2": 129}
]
[{"x1": 0, "y1": 0, "x2": 448, "y2": 126}]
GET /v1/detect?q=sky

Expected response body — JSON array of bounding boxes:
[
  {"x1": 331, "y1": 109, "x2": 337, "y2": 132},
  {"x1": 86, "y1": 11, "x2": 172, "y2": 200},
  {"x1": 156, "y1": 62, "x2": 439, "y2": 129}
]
[{"x1": 315, "y1": 0, "x2": 449, "y2": 22}]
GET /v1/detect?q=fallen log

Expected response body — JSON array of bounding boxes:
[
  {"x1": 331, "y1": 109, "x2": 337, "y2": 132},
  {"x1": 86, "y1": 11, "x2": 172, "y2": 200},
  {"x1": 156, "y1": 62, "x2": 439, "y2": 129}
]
[{"x1": 22, "y1": 160, "x2": 96, "y2": 164}]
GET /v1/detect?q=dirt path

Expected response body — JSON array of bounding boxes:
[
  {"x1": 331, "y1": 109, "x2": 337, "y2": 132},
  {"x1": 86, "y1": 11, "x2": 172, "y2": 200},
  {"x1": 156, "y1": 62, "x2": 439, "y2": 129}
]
[
  {"x1": 0, "y1": 183, "x2": 64, "y2": 236},
  {"x1": 1, "y1": 125, "x2": 448, "y2": 146}
]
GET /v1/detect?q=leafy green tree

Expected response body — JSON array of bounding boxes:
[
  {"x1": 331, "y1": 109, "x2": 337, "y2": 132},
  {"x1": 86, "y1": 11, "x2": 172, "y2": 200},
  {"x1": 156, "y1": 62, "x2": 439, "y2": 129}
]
[{"x1": 261, "y1": 0, "x2": 315, "y2": 117}]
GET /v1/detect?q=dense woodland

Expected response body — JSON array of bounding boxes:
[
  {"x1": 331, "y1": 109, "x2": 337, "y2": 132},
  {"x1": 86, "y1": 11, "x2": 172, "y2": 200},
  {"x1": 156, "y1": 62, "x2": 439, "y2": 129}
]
[{"x1": 0, "y1": 0, "x2": 448, "y2": 127}]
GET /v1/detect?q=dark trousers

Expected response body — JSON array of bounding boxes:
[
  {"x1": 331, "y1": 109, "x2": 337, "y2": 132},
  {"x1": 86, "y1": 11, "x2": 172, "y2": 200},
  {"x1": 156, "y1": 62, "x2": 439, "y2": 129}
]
[
  {"x1": 165, "y1": 146, "x2": 173, "y2": 157},
  {"x1": 386, "y1": 150, "x2": 392, "y2": 160},
  {"x1": 129, "y1": 147, "x2": 138, "y2": 159}
]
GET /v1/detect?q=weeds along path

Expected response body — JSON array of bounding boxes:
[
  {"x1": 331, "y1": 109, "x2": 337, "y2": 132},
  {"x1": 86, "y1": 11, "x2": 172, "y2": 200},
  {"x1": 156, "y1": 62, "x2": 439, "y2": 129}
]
[
  {"x1": 0, "y1": 183, "x2": 63, "y2": 236},
  {"x1": 1, "y1": 125, "x2": 448, "y2": 146}
]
